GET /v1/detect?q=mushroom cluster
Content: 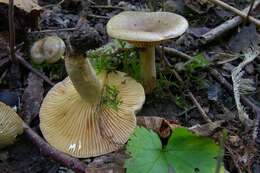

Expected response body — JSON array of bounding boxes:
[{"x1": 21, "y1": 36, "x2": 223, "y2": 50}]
[
  {"x1": 107, "y1": 11, "x2": 188, "y2": 93},
  {"x1": 40, "y1": 54, "x2": 145, "y2": 158},
  {"x1": 39, "y1": 11, "x2": 188, "y2": 158}
]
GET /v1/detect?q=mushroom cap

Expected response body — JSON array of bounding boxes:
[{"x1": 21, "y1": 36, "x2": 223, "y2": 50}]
[
  {"x1": 107, "y1": 11, "x2": 188, "y2": 47},
  {"x1": 0, "y1": 102, "x2": 23, "y2": 149},
  {"x1": 40, "y1": 71, "x2": 145, "y2": 158},
  {"x1": 30, "y1": 36, "x2": 65, "y2": 64}
]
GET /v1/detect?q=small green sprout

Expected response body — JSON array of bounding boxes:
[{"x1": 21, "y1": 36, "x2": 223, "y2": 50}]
[{"x1": 101, "y1": 85, "x2": 122, "y2": 111}]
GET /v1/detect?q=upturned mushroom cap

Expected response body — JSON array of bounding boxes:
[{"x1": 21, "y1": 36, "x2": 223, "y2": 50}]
[
  {"x1": 0, "y1": 102, "x2": 23, "y2": 149},
  {"x1": 40, "y1": 71, "x2": 145, "y2": 158},
  {"x1": 107, "y1": 11, "x2": 188, "y2": 47},
  {"x1": 30, "y1": 36, "x2": 65, "y2": 64}
]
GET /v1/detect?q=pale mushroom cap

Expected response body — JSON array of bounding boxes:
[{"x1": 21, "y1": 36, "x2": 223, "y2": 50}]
[
  {"x1": 107, "y1": 11, "x2": 188, "y2": 46},
  {"x1": 40, "y1": 71, "x2": 145, "y2": 158},
  {"x1": 30, "y1": 36, "x2": 65, "y2": 64},
  {"x1": 43, "y1": 36, "x2": 65, "y2": 63},
  {"x1": 0, "y1": 102, "x2": 23, "y2": 149}
]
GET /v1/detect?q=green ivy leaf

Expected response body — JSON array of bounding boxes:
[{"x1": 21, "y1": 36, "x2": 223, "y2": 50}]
[{"x1": 125, "y1": 127, "x2": 224, "y2": 173}]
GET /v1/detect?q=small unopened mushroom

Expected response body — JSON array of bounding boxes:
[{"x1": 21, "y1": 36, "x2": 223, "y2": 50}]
[
  {"x1": 30, "y1": 36, "x2": 65, "y2": 64},
  {"x1": 40, "y1": 53, "x2": 145, "y2": 158},
  {"x1": 107, "y1": 11, "x2": 188, "y2": 93},
  {"x1": 0, "y1": 102, "x2": 23, "y2": 149}
]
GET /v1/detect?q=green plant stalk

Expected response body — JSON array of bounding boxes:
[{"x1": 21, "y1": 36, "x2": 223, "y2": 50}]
[
  {"x1": 139, "y1": 46, "x2": 156, "y2": 93},
  {"x1": 65, "y1": 55, "x2": 102, "y2": 104}
]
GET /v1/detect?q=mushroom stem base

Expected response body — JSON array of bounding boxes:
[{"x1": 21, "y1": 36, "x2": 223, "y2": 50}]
[{"x1": 139, "y1": 46, "x2": 156, "y2": 93}]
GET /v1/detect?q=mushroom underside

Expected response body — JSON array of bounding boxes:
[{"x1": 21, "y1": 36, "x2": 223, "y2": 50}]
[
  {"x1": 40, "y1": 71, "x2": 145, "y2": 158},
  {"x1": 0, "y1": 102, "x2": 23, "y2": 149}
]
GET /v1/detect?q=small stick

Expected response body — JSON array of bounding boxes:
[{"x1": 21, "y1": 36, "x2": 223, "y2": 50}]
[
  {"x1": 208, "y1": 0, "x2": 260, "y2": 26},
  {"x1": 28, "y1": 27, "x2": 78, "y2": 34},
  {"x1": 8, "y1": 0, "x2": 15, "y2": 62},
  {"x1": 0, "y1": 57, "x2": 9, "y2": 67},
  {"x1": 15, "y1": 54, "x2": 55, "y2": 86},
  {"x1": 171, "y1": 69, "x2": 212, "y2": 123},
  {"x1": 200, "y1": 0, "x2": 260, "y2": 44},
  {"x1": 246, "y1": 0, "x2": 256, "y2": 20},
  {"x1": 87, "y1": 0, "x2": 95, "y2": 4},
  {"x1": 225, "y1": 145, "x2": 243, "y2": 173},
  {"x1": 23, "y1": 123, "x2": 88, "y2": 173},
  {"x1": 0, "y1": 70, "x2": 8, "y2": 83},
  {"x1": 87, "y1": 14, "x2": 110, "y2": 19},
  {"x1": 187, "y1": 91, "x2": 212, "y2": 123},
  {"x1": 91, "y1": 5, "x2": 125, "y2": 10}
]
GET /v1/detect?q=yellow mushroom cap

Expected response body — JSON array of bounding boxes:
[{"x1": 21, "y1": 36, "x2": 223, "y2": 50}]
[
  {"x1": 0, "y1": 102, "x2": 23, "y2": 149},
  {"x1": 107, "y1": 11, "x2": 188, "y2": 47},
  {"x1": 40, "y1": 71, "x2": 145, "y2": 158}
]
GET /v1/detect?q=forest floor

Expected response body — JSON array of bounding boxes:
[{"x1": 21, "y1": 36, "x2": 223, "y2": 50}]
[{"x1": 0, "y1": 0, "x2": 260, "y2": 173}]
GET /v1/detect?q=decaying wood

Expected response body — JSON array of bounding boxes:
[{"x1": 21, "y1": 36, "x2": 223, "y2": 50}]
[
  {"x1": 207, "y1": 0, "x2": 260, "y2": 26},
  {"x1": 21, "y1": 73, "x2": 44, "y2": 124},
  {"x1": 200, "y1": 0, "x2": 260, "y2": 44}
]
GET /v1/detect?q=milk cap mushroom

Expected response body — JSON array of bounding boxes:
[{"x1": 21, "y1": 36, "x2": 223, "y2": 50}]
[
  {"x1": 40, "y1": 54, "x2": 145, "y2": 158},
  {"x1": 0, "y1": 102, "x2": 23, "y2": 149},
  {"x1": 30, "y1": 36, "x2": 65, "y2": 64},
  {"x1": 107, "y1": 11, "x2": 188, "y2": 93}
]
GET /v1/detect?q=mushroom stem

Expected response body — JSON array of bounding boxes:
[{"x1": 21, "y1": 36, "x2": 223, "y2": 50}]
[
  {"x1": 139, "y1": 46, "x2": 156, "y2": 93},
  {"x1": 65, "y1": 55, "x2": 102, "y2": 103}
]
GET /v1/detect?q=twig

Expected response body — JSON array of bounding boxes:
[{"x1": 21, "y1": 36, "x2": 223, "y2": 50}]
[
  {"x1": 225, "y1": 145, "x2": 243, "y2": 173},
  {"x1": 87, "y1": 14, "x2": 110, "y2": 19},
  {"x1": 23, "y1": 123, "x2": 88, "y2": 173},
  {"x1": 178, "y1": 106, "x2": 197, "y2": 116},
  {"x1": 90, "y1": 5, "x2": 125, "y2": 10},
  {"x1": 88, "y1": 0, "x2": 95, "y2": 4},
  {"x1": 28, "y1": 27, "x2": 78, "y2": 34},
  {"x1": 208, "y1": 0, "x2": 260, "y2": 26},
  {"x1": 8, "y1": 0, "x2": 21, "y2": 89},
  {"x1": 8, "y1": 0, "x2": 15, "y2": 62},
  {"x1": 200, "y1": 0, "x2": 260, "y2": 44},
  {"x1": 247, "y1": 0, "x2": 256, "y2": 21},
  {"x1": 187, "y1": 91, "x2": 212, "y2": 123},
  {"x1": 0, "y1": 57, "x2": 9, "y2": 67},
  {"x1": 15, "y1": 54, "x2": 55, "y2": 86},
  {"x1": 0, "y1": 70, "x2": 8, "y2": 83},
  {"x1": 171, "y1": 68, "x2": 212, "y2": 123}
]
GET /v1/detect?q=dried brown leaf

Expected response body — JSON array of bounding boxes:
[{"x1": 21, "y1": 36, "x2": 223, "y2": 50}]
[{"x1": 0, "y1": 0, "x2": 41, "y2": 13}]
